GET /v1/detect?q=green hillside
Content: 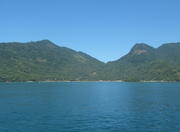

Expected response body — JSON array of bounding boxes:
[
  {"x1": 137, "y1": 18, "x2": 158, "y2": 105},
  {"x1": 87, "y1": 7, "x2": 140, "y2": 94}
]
[
  {"x1": 0, "y1": 40, "x2": 104, "y2": 81},
  {"x1": 0, "y1": 40, "x2": 180, "y2": 82},
  {"x1": 105, "y1": 43, "x2": 180, "y2": 81}
]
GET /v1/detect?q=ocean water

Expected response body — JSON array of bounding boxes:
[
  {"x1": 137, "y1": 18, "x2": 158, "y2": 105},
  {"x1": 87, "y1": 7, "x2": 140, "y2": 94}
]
[{"x1": 0, "y1": 82, "x2": 180, "y2": 132}]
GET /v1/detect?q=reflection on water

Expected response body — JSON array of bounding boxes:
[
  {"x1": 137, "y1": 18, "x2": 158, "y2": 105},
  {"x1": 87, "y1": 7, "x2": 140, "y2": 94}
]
[{"x1": 0, "y1": 82, "x2": 180, "y2": 132}]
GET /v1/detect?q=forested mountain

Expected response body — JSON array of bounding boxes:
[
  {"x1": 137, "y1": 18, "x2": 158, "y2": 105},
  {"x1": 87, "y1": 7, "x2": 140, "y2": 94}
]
[
  {"x1": 0, "y1": 40, "x2": 104, "y2": 81},
  {"x1": 0, "y1": 40, "x2": 180, "y2": 82},
  {"x1": 105, "y1": 43, "x2": 180, "y2": 81}
]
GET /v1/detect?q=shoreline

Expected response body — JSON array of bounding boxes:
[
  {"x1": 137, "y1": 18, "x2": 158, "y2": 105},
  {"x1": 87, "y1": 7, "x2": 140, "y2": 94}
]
[{"x1": 1, "y1": 80, "x2": 180, "y2": 83}]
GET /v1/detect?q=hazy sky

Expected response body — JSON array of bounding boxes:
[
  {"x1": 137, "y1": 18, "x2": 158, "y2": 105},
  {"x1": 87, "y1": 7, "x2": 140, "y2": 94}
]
[{"x1": 0, "y1": 0, "x2": 180, "y2": 62}]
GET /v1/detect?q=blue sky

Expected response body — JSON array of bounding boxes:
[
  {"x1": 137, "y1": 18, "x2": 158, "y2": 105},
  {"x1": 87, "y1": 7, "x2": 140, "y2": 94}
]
[{"x1": 0, "y1": 0, "x2": 180, "y2": 62}]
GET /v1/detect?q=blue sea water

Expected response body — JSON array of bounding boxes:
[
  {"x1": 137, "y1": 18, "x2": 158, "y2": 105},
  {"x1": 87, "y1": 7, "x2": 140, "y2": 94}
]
[{"x1": 0, "y1": 82, "x2": 180, "y2": 132}]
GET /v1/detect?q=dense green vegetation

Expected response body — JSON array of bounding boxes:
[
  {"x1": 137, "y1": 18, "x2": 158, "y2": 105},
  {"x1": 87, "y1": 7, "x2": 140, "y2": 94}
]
[
  {"x1": 105, "y1": 43, "x2": 180, "y2": 81},
  {"x1": 0, "y1": 40, "x2": 180, "y2": 82},
  {"x1": 0, "y1": 40, "x2": 104, "y2": 81}
]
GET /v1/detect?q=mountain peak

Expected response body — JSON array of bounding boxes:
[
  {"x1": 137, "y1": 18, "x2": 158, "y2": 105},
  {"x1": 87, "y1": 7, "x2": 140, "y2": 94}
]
[
  {"x1": 32, "y1": 40, "x2": 59, "y2": 49},
  {"x1": 130, "y1": 43, "x2": 154, "y2": 55},
  {"x1": 36, "y1": 39, "x2": 54, "y2": 44}
]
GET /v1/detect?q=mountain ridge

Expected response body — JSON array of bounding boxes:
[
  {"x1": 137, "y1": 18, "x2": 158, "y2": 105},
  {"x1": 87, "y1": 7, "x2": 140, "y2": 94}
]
[
  {"x1": 0, "y1": 40, "x2": 180, "y2": 82},
  {"x1": 105, "y1": 42, "x2": 180, "y2": 81}
]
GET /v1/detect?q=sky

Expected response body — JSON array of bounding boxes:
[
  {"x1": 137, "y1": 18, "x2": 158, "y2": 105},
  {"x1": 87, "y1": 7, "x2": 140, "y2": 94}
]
[{"x1": 0, "y1": 0, "x2": 180, "y2": 62}]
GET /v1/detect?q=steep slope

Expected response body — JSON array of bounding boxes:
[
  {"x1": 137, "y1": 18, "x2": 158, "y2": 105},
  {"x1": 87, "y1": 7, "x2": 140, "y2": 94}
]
[
  {"x1": 120, "y1": 43, "x2": 156, "y2": 63},
  {"x1": 105, "y1": 43, "x2": 180, "y2": 81},
  {"x1": 0, "y1": 40, "x2": 180, "y2": 82},
  {"x1": 0, "y1": 40, "x2": 104, "y2": 81}
]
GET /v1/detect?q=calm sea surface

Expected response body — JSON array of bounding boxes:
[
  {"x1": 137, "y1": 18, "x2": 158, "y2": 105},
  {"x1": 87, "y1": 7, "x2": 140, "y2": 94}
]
[{"x1": 0, "y1": 82, "x2": 180, "y2": 132}]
